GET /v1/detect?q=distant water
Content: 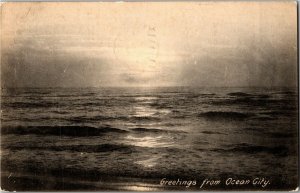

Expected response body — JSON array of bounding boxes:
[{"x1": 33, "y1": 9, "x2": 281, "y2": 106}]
[{"x1": 1, "y1": 87, "x2": 298, "y2": 191}]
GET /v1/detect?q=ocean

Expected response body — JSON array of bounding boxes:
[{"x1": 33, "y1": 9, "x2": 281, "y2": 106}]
[{"x1": 1, "y1": 87, "x2": 298, "y2": 191}]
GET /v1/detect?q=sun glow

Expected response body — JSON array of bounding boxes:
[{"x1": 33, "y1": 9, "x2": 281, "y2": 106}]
[{"x1": 117, "y1": 47, "x2": 160, "y2": 70}]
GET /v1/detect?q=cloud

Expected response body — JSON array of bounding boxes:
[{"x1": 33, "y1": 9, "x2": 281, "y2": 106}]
[{"x1": 1, "y1": 2, "x2": 297, "y2": 88}]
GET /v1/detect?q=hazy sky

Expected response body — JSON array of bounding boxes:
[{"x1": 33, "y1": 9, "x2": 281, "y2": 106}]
[{"x1": 1, "y1": 2, "x2": 297, "y2": 87}]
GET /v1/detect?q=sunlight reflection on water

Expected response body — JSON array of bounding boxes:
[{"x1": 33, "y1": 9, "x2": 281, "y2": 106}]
[
  {"x1": 132, "y1": 105, "x2": 171, "y2": 117},
  {"x1": 124, "y1": 135, "x2": 173, "y2": 148},
  {"x1": 135, "y1": 155, "x2": 161, "y2": 168},
  {"x1": 133, "y1": 106, "x2": 157, "y2": 117},
  {"x1": 119, "y1": 184, "x2": 162, "y2": 191}
]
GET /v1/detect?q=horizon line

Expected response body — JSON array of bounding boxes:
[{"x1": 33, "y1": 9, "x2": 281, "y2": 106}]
[{"x1": 1, "y1": 86, "x2": 298, "y2": 89}]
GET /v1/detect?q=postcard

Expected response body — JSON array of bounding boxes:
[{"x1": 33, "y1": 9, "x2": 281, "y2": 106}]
[{"x1": 0, "y1": 1, "x2": 298, "y2": 191}]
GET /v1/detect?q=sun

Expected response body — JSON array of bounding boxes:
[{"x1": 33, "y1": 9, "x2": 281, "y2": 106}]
[{"x1": 113, "y1": 26, "x2": 160, "y2": 79}]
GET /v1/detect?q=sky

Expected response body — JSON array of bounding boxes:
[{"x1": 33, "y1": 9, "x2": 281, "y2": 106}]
[{"x1": 1, "y1": 2, "x2": 298, "y2": 88}]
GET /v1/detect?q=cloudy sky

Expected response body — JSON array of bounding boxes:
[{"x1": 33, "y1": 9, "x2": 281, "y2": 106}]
[{"x1": 1, "y1": 2, "x2": 297, "y2": 87}]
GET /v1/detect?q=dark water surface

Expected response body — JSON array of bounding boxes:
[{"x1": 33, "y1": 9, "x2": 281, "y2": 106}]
[{"x1": 1, "y1": 87, "x2": 298, "y2": 191}]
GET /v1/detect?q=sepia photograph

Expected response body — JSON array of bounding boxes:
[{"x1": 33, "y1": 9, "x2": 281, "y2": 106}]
[{"x1": 0, "y1": 1, "x2": 299, "y2": 191}]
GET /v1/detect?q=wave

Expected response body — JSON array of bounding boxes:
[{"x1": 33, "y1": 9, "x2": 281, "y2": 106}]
[
  {"x1": 260, "y1": 111, "x2": 294, "y2": 116},
  {"x1": 209, "y1": 97, "x2": 253, "y2": 106},
  {"x1": 68, "y1": 116, "x2": 128, "y2": 122},
  {"x1": 250, "y1": 116, "x2": 277, "y2": 121},
  {"x1": 212, "y1": 143, "x2": 289, "y2": 156},
  {"x1": 131, "y1": 127, "x2": 185, "y2": 134},
  {"x1": 227, "y1": 92, "x2": 252, "y2": 96},
  {"x1": 274, "y1": 91, "x2": 296, "y2": 95},
  {"x1": 254, "y1": 94, "x2": 270, "y2": 99},
  {"x1": 67, "y1": 115, "x2": 162, "y2": 123},
  {"x1": 186, "y1": 93, "x2": 216, "y2": 98},
  {"x1": 198, "y1": 111, "x2": 253, "y2": 120},
  {"x1": 201, "y1": 131, "x2": 225, "y2": 135},
  {"x1": 1, "y1": 125, "x2": 128, "y2": 136},
  {"x1": 210, "y1": 96, "x2": 295, "y2": 108},
  {"x1": 227, "y1": 92, "x2": 269, "y2": 98},
  {"x1": 8, "y1": 143, "x2": 136, "y2": 153},
  {"x1": 1, "y1": 101, "x2": 59, "y2": 108},
  {"x1": 131, "y1": 116, "x2": 161, "y2": 121},
  {"x1": 239, "y1": 128, "x2": 295, "y2": 138},
  {"x1": 131, "y1": 127, "x2": 168, "y2": 133}
]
